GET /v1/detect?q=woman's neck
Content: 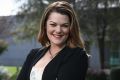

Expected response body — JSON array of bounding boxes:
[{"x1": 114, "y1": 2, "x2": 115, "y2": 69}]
[{"x1": 49, "y1": 44, "x2": 66, "y2": 56}]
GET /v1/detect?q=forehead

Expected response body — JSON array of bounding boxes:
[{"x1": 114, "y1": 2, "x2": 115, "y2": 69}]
[{"x1": 47, "y1": 12, "x2": 70, "y2": 23}]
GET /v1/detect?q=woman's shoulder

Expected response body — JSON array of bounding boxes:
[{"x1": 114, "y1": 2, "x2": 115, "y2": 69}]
[
  {"x1": 69, "y1": 47, "x2": 88, "y2": 58},
  {"x1": 63, "y1": 46, "x2": 88, "y2": 62},
  {"x1": 69, "y1": 47, "x2": 86, "y2": 54},
  {"x1": 26, "y1": 47, "x2": 45, "y2": 59}
]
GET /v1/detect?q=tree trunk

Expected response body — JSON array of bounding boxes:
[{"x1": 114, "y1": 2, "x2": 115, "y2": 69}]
[{"x1": 96, "y1": 0, "x2": 108, "y2": 69}]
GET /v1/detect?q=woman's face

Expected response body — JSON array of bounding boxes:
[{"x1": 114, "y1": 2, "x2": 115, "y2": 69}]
[{"x1": 46, "y1": 12, "x2": 70, "y2": 47}]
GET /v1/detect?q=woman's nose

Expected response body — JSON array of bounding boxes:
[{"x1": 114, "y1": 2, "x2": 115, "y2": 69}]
[{"x1": 56, "y1": 26, "x2": 62, "y2": 33}]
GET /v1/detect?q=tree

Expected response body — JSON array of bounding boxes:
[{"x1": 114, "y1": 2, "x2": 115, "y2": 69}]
[
  {"x1": 0, "y1": 16, "x2": 12, "y2": 36},
  {"x1": 76, "y1": 0, "x2": 120, "y2": 69}
]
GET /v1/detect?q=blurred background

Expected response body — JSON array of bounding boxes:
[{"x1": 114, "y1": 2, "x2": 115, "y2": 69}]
[{"x1": 0, "y1": 0, "x2": 120, "y2": 80}]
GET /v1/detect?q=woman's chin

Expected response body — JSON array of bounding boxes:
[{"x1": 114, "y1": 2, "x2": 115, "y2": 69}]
[{"x1": 51, "y1": 41, "x2": 65, "y2": 46}]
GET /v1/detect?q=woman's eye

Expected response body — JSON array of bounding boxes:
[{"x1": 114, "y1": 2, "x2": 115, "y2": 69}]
[
  {"x1": 62, "y1": 25, "x2": 69, "y2": 28},
  {"x1": 50, "y1": 24, "x2": 56, "y2": 26}
]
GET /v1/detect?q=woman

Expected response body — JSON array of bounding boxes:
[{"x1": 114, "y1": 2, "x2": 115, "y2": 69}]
[{"x1": 17, "y1": 1, "x2": 88, "y2": 80}]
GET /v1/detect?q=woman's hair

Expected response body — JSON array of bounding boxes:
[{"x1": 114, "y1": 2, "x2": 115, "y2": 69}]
[{"x1": 38, "y1": 1, "x2": 85, "y2": 48}]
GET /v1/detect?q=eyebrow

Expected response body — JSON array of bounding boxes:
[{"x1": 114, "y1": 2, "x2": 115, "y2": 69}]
[{"x1": 49, "y1": 21, "x2": 69, "y2": 25}]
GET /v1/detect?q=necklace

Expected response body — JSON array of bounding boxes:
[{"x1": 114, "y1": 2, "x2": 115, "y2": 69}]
[
  {"x1": 48, "y1": 45, "x2": 66, "y2": 59},
  {"x1": 48, "y1": 49, "x2": 55, "y2": 59}
]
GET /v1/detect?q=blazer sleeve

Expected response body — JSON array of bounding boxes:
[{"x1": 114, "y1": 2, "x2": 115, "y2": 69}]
[
  {"x1": 16, "y1": 49, "x2": 38, "y2": 80},
  {"x1": 58, "y1": 49, "x2": 88, "y2": 80}
]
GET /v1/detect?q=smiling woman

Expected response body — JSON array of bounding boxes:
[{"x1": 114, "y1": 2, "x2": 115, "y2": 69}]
[
  {"x1": 17, "y1": 1, "x2": 88, "y2": 80},
  {"x1": 46, "y1": 12, "x2": 70, "y2": 48}
]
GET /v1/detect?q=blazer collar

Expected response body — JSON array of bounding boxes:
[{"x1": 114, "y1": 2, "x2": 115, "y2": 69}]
[{"x1": 30, "y1": 46, "x2": 74, "y2": 80}]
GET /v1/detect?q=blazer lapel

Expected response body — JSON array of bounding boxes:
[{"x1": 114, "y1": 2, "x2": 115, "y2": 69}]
[{"x1": 42, "y1": 46, "x2": 73, "y2": 80}]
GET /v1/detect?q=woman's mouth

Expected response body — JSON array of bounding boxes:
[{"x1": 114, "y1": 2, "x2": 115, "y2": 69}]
[{"x1": 53, "y1": 34, "x2": 63, "y2": 38}]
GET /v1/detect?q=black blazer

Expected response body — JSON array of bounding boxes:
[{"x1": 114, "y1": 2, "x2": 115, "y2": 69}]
[{"x1": 17, "y1": 46, "x2": 88, "y2": 80}]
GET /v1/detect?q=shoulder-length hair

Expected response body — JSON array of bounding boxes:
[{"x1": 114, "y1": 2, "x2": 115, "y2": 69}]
[{"x1": 38, "y1": 1, "x2": 85, "y2": 48}]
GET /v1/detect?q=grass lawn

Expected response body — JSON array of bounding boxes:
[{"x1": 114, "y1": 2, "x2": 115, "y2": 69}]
[
  {"x1": 0, "y1": 66, "x2": 21, "y2": 80},
  {"x1": 5, "y1": 66, "x2": 17, "y2": 76}
]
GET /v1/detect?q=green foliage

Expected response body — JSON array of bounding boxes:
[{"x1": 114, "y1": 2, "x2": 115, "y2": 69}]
[
  {"x1": 0, "y1": 66, "x2": 20, "y2": 80},
  {"x1": 0, "y1": 66, "x2": 10, "y2": 80},
  {"x1": 13, "y1": 21, "x2": 39, "y2": 41},
  {"x1": 0, "y1": 39, "x2": 8, "y2": 55},
  {"x1": 15, "y1": 0, "x2": 45, "y2": 41}
]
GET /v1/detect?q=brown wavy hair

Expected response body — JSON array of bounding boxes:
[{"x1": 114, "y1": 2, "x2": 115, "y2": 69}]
[{"x1": 38, "y1": 1, "x2": 85, "y2": 48}]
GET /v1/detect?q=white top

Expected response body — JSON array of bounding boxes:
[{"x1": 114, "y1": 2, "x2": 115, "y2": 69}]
[{"x1": 30, "y1": 67, "x2": 44, "y2": 80}]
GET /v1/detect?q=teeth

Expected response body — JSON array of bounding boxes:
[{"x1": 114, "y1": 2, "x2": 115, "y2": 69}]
[{"x1": 54, "y1": 35, "x2": 62, "y2": 38}]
